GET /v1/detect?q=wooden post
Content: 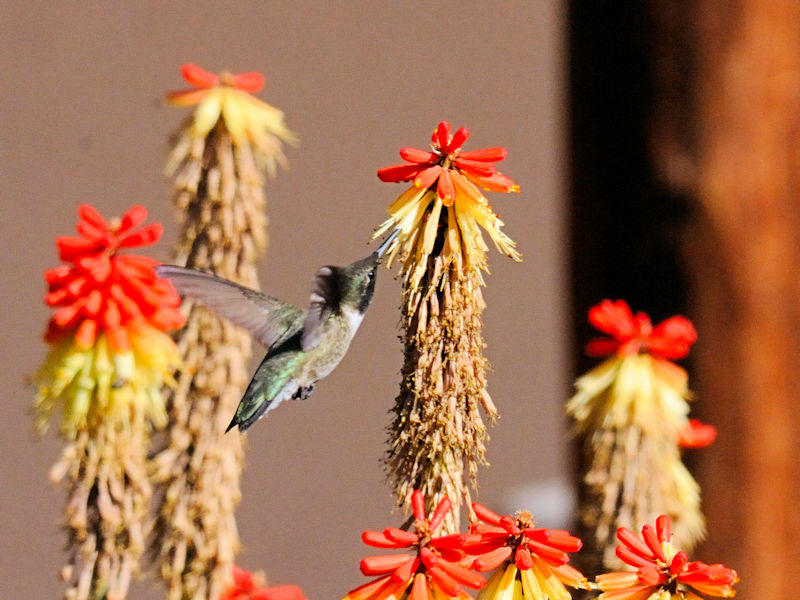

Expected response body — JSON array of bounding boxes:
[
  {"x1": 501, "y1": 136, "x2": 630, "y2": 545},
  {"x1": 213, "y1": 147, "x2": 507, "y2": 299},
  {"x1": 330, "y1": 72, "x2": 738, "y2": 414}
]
[{"x1": 685, "y1": 2, "x2": 800, "y2": 596}]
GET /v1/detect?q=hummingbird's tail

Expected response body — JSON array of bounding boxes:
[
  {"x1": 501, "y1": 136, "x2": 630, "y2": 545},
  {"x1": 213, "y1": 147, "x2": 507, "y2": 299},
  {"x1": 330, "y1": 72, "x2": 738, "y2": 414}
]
[{"x1": 226, "y1": 360, "x2": 299, "y2": 432}]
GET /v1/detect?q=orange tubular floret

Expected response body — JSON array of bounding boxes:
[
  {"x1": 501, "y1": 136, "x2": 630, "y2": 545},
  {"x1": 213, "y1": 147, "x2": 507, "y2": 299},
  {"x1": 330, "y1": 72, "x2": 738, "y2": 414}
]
[
  {"x1": 444, "y1": 127, "x2": 470, "y2": 152},
  {"x1": 473, "y1": 546, "x2": 512, "y2": 572},
  {"x1": 377, "y1": 163, "x2": 424, "y2": 183},
  {"x1": 78, "y1": 204, "x2": 109, "y2": 230},
  {"x1": 410, "y1": 573, "x2": 432, "y2": 600},
  {"x1": 552, "y1": 562, "x2": 587, "y2": 587},
  {"x1": 413, "y1": 165, "x2": 442, "y2": 190},
  {"x1": 345, "y1": 575, "x2": 394, "y2": 600},
  {"x1": 384, "y1": 527, "x2": 419, "y2": 546},
  {"x1": 617, "y1": 528, "x2": 655, "y2": 561},
  {"x1": 435, "y1": 559, "x2": 486, "y2": 589},
  {"x1": 181, "y1": 63, "x2": 219, "y2": 88},
  {"x1": 459, "y1": 147, "x2": 508, "y2": 162},
  {"x1": 453, "y1": 158, "x2": 497, "y2": 177},
  {"x1": 641, "y1": 525, "x2": 666, "y2": 562},
  {"x1": 391, "y1": 556, "x2": 420, "y2": 584},
  {"x1": 118, "y1": 205, "x2": 148, "y2": 232},
  {"x1": 362, "y1": 530, "x2": 403, "y2": 548},
  {"x1": 400, "y1": 147, "x2": 437, "y2": 163},
  {"x1": 515, "y1": 546, "x2": 533, "y2": 570},
  {"x1": 471, "y1": 171, "x2": 519, "y2": 193},
  {"x1": 57, "y1": 237, "x2": 102, "y2": 261},
  {"x1": 527, "y1": 540, "x2": 568, "y2": 566},
  {"x1": 429, "y1": 497, "x2": 452, "y2": 531},
  {"x1": 542, "y1": 530, "x2": 583, "y2": 553},
  {"x1": 434, "y1": 121, "x2": 451, "y2": 149},
  {"x1": 436, "y1": 168, "x2": 455, "y2": 204},
  {"x1": 165, "y1": 88, "x2": 211, "y2": 107},
  {"x1": 430, "y1": 534, "x2": 476, "y2": 550},
  {"x1": 232, "y1": 71, "x2": 265, "y2": 92},
  {"x1": 75, "y1": 319, "x2": 98, "y2": 348},
  {"x1": 598, "y1": 584, "x2": 657, "y2": 600},
  {"x1": 472, "y1": 503, "x2": 503, "y2": 526},
  {"x1": 119, "y1": 223, "x2": 163, "y2": 248},
  {"x1": 499, "y1": 516, "x2": 521, "y2": 535},
  {"x1": 360, "y1": 554, "x2": 414, "y2": 576},
  {"x1": 411, "y1": 490, "x2": 426, "y2": 522},
  {"x1": 596, "y1": 571, "x2": 640, "y2": 591},
  {"x1": 655, "y1": 515, "x2": 671, "y2": 543},
  {"x1": 427, "y1": 565, "x2": 459, "y2": 596},
  {"x1": 616, "y1": 546, "x2": 654, "y2": 569}
]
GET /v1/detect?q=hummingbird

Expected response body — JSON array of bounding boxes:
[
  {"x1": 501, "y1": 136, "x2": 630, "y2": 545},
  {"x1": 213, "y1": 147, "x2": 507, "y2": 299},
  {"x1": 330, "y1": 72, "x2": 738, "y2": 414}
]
[{"x1": 156, "y1": 229, "x2": 399, "y2": 432}]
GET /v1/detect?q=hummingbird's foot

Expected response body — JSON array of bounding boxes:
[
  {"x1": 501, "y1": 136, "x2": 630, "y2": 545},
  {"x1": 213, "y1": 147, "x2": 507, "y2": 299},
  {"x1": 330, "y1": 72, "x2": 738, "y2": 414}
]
[{"x1": 292, "y1": 384, "x2": 315, "y2": 401}]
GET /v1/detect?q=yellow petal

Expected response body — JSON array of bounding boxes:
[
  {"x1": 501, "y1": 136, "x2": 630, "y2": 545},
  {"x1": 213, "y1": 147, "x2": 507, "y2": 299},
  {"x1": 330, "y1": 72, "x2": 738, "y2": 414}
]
[
  {"x1": 520, "y1": 567, "x2": 545, "y2": 600},
  {"x1": 191, "y1": 91, "x2": 223, "y2": 139}
]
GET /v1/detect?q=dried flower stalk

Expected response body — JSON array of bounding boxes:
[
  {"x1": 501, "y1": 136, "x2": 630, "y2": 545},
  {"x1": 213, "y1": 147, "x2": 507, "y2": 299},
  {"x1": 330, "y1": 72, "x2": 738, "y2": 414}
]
[
  {"x1": 151, "y1": 64, "x2": 294, "y2": 600},
  {"x1": 376, "y1": 121, "x2": 519, "y2": 531}
]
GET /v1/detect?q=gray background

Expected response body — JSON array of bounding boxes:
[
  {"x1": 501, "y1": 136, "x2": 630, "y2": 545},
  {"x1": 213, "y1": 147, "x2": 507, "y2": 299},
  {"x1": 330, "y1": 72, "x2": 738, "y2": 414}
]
[{"x1": 0, "y1": 3, "x2": 566, "y2": 598}]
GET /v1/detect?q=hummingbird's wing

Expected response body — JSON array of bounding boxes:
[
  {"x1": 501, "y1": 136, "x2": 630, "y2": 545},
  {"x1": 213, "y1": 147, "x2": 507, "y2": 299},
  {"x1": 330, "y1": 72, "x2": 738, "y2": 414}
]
[
  {"x1": 156, "y1": 265, "x2": 304, "y2": 350},
  {"x1": 300, "y1": 266, "x2": 338, "y2": 350}
]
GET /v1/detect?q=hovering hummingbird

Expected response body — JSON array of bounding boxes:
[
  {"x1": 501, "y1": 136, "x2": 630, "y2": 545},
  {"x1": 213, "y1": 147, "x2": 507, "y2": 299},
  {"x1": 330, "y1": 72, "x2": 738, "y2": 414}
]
[{"x1": 156, "y1": 229, "x2": 399, "y2": 432}]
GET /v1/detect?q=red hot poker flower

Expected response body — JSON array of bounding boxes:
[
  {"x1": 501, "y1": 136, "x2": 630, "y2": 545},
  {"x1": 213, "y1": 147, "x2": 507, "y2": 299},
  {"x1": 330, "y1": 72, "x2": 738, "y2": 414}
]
[
  {"x1": 597, "y1": 515, "x2": 738, "y2": 599},
  {"x1": 463, "y1": 503, "x2": 586, "y2": 599},
  {"x1": 44, "y1": 204, "x2": 184, "y2": 352},
  {"x1": 219, "y1": 565, "x2": 306, "y2": 600},
  {"x1": 167, "y1": 63, "x2": 266, "y2": 106},
  {"x1": 585, "y1": 299, "x2": 697, "y2": 360},
  {"x1": 678, "y1": 419, "x2": 718, "y2": 449},
  {"x1": 377, "y1": 120, "x2": 518, "y2": 204},
  {"x1": 344, "y1": 490, "x2": 485, "y2": 599}
]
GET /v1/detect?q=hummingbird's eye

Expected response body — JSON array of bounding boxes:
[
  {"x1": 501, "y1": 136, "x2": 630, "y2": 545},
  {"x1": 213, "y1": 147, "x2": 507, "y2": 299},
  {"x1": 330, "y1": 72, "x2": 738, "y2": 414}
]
[{"x1": 367, "y1": 269, "x2": 375, "y2": 281}]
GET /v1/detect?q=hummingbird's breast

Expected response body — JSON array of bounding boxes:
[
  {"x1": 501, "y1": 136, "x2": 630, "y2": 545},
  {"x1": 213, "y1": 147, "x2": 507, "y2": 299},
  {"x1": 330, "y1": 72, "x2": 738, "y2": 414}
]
[{"x1": 301, "y1": 308, "x2": 363, "y2": 381}]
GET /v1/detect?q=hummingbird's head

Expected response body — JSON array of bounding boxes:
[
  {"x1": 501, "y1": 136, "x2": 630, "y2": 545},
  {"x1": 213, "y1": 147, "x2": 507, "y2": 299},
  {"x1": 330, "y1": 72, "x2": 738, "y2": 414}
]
[{"x1": 338, "y1": 229, "x2": 400, "y2": 314}]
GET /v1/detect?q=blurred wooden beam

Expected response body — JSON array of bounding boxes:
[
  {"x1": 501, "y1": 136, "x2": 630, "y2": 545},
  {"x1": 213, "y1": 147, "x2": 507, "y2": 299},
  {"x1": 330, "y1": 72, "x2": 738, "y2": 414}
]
[{"x1": 660, "y1": 1, "x2": 800, "y2": 596}]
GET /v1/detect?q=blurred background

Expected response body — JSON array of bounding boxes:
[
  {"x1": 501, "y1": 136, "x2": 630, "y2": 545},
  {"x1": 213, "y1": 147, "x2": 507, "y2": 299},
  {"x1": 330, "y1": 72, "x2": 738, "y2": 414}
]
[{"x1": 2, "y1": 2, "x2": 797, "y2": 598}]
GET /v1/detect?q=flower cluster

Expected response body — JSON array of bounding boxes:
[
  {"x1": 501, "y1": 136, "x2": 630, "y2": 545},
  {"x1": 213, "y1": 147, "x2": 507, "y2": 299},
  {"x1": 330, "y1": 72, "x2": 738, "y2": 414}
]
[
  {"x1": 374, "y1": 120, "x2": 520, "y2": 297},
  {"x1": 465, "y1": 503, "x2": 586, "y2": 600},
  {"x1": 35, "y1": 204, "x2": 183, "y2": 435},
  {"x1": 219, "y1": 566, "x2": 306, "y2": 600},
  {"x1": 586, "y1": 299, "x2": 697, "y2": 360},
  {"x1": 377, "y1": 121, "x2": 518, "y2": 199},
  {"x1": 345, "y1": 490, "x2": 486, "y2": 599},
  {"x1": 44, "y1": 204, "x2": 183, "y2": 351},
  {"x1": 597, "y1": 515, "x2": 738, "y2": 599}
]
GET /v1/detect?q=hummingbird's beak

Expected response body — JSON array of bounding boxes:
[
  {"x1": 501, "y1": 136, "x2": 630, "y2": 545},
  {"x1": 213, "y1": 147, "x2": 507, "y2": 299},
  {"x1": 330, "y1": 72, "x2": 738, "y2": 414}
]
[{"x1": 375, "y1": 228, "x2": 401, "y2": 259}]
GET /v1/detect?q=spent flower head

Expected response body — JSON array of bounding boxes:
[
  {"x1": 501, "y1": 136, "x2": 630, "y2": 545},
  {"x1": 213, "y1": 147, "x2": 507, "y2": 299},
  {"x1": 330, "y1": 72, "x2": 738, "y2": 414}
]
[
  {"x1": 464, "y1": 502, "x2": 586, "y2": 600},
  {"x1": 597, "y1": 515, "x2": 738, "y2": 599},
  {"x1": 345, "y1": 490, "x2": 486, "y2": 599}
]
